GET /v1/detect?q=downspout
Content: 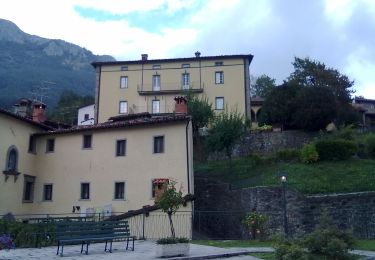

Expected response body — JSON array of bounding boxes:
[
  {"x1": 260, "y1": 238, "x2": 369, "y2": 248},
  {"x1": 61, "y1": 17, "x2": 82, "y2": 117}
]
[
  {"x1": 94, "y1": 65, "x2": 101, "y2": 124},
  {"x1": 185, "y1": 119, "x2": 190, "y2": 194}
]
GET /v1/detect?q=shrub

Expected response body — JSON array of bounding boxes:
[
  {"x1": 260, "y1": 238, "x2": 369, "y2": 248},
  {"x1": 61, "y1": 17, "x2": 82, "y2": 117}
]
[
  {"x1": 365, "y1": 134, "x2": 375, "y2": 158},
  {"x1": 334, "y1": 125, "x2": 357, "y2": 141},
  {"x1": 0, "y1": 234, "x2": 15, "y2": 250},
  {"x1": 300, "y1": 144, "x2": 319, "y2": 164},
  {"x1": 156, "y1": 237, "x2": 189, "y2": 244},
  {"x1": 241, "y1": 211, "x2": 269, "y2": 240},
  {"x1": 303, "y1": 212, "x2": 355, "y2": 259},
  {"x1": 276, "y1": 149, "x2": 301, "y2": 162},
  {"x1": 274, "y1": 236, "x2": 307, "y2": 260},
  {"x1": 315, "y1": 139, "x2": 357, "y2": 161}
]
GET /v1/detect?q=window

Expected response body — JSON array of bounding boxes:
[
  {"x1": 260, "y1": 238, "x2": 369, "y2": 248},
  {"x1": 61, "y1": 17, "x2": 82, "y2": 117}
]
[
  {"x1": 215, "y1": 61, "x2": 223, "y2": 66},
  {"x1": 181, "y1": 63, "x2": 190, "y2": 68},
  {"x1": 46, "y1": 139, "x2": 55, "y2": 153},
  {"x1": 153, "y1": 136, "x2": 164, "y2": 153},
  {"x1": 119, "y1": 101, "x2": 128, "y2": 114},
  {"x1": 116, "y1": 140, "x2": 126, "y2": 156},
  {"x1": 43, "y1": 184, "x2": 53, "y2": 201},
  {"x1": 114, "y1": 182, "x2": 125, "y2": 199},
  {"x1": 120, "y1": 76, "x2": 128, "y2": 89},
  {"x1": 83, "y1": 134, "x2": 92, "y2": 149},
  {"x1": 152, "y1": 100, "x2": 160, "y2": 114},
  {"x1": 28, "y1": 136, "x2": 36, "y2": 153},
  {"x1": 215, "y1": 97, "x2": 224, "y2": 110},
  {"x1": 152, "y1": 178, "x2": 169, "y2": 198},
  {"x1": 121, "y1": 66, "x2": 128, "y2": 71},
  {"x1": 80, "y1": 183, "x2": 90, "y2": 200},
  {"x1": 182, "y1": 73, "x2": 190, "y2": 89},
  {"x1": 6, "y1": 147, "x2": 18, "y2": 171},
  {"x1": 152, "y1": 64, "x2": 161, "y2": 69},
  {"x1": 84, "y1": 114, "x2": 89, "y2": 121},
  {"x1": 215, "y1": 71, "x2": 224, "y2": 84},
  {"x1": 23, "y1": 175, "x2": 35, "y2": 202},
  {"x1": 152, "y1": 75, "x2": 161, "y2": 91}
]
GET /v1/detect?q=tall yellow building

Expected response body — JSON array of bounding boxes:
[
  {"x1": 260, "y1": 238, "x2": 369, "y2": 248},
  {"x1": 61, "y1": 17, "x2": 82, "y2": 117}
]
[{"x1": 92, "y1": 52, "x2": 253, "y2": 123}]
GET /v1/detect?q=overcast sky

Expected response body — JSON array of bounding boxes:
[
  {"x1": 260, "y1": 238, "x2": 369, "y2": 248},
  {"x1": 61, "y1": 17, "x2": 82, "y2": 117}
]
[{"x1": 0, "y1": 0, "x2": 374, "y2": 98}]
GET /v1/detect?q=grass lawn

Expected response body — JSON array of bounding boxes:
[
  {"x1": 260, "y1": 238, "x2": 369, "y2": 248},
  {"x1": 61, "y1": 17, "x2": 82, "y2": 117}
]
[
  {"x1": 191, "y1": 239, "x2": 273, "y2": 248},
  {"x1": 248, "y1": 252, "x2": 366, "y2": 260},
  {"x1": 356, "y1": 239, "x2": 375, "y2": 251},
  {"x1": 195, "y1": 157, "x2": 375, "y2": 194}
]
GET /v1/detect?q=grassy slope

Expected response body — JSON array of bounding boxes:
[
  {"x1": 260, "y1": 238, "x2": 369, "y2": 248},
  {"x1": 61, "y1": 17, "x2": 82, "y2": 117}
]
[{"x1": 195, "y1": 157, "x2": 375, "y2": 194}]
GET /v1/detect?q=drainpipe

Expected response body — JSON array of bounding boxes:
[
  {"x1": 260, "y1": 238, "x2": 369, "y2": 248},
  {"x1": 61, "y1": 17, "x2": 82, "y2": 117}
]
[{"x1": 185, "y1": 119, "x2": 191, "y2": 194}]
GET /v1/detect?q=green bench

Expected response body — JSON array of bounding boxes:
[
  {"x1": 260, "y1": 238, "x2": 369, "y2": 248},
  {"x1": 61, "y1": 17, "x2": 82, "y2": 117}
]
[{"x1": 55, "y1": 220, "x2": 135, "y2": 256}]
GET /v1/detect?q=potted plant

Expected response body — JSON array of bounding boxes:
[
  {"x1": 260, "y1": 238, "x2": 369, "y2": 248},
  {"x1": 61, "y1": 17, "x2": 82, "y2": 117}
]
[{"x1": 155, "y1": 180, "x2": 190, "y2": 258}]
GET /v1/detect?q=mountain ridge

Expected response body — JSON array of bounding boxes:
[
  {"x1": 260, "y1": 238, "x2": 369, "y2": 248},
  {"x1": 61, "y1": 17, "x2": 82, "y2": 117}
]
[{"x1": 0, "y1": 18, "x2": 115, "y2": 109}]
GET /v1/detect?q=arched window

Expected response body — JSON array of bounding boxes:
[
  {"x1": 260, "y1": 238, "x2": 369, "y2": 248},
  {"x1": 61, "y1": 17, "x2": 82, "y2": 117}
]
[{"x1": 6, "y1": 146, "x2": 18, "y2": 172}]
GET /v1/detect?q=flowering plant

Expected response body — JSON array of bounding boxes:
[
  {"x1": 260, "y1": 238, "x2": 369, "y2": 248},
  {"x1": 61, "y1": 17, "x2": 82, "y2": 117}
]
[
  {"x1": 242, "y1": 211, "x2": 269, "y2": 240},
  {"x1": 0, "y1": 234, "x2": 15, "y2": 250}
]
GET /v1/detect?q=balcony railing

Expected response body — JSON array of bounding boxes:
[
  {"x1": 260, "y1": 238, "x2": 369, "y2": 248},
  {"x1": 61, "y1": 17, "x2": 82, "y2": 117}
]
[{"x1": 137, "y1": 82, "x2": 204, "y2": 95}]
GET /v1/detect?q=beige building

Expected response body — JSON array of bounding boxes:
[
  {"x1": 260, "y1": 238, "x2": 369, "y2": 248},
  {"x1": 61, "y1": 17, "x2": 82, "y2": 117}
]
[
  {"x1": 1, "y1": 105, "x2": 193, "y2": 236},
  {"x1": 92, "y1": 52, "x2": 253, "y2": 123}
]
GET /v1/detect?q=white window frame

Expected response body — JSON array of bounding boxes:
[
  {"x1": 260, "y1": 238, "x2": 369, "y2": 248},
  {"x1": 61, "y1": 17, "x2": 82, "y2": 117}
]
[
  {"x1": 215, "y1": 71, "x2": 224, "y2": 84},
  {"x1": 152, "y1": 100, "x2": 160, "y2": 114},
  {"x1": 152, "y1": 75, "x2": 161, "y2": 91},
  {"x1": 215, "y1": 97, "x2": 224, "y2": 110},
  {"x1": 119, "y1": 101, "x2": 128, "y2": 114},
  {"x1": 182, "y1": 73, "x2": 190, "y2": 89},
  {"x1": 120, "y1": 76, "x2": 128, "y2": 89}
]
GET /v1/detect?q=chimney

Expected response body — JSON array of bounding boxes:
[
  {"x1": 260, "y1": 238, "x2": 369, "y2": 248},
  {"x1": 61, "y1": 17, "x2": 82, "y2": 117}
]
[
  {"x1": 14, "y1": 98, "x2": 33, "y2": 117},
  {"x1": 195, "y1": 51, "x2": 201, "y2": 58},
  {"x1": 32, "y1": 102, "x2": 46, "y2": 123},
  {"x1": 141, "y1": 54, "x2": 148, "y2": 61},
  {"x1": 174, "y1": 96, "x2": 188, "y2": 114}
]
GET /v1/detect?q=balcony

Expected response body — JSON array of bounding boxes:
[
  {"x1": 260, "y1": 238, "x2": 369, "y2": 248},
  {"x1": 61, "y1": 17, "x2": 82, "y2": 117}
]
[{"x1": 137, "y1": 82, "x2": 204, "y2": 96}]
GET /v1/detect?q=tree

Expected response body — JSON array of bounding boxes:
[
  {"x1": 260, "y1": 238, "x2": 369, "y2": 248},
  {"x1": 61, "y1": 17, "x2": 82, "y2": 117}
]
[
  {"x1": 205, "y1": 110, "x2": 245, "y2": 165},
  {"x1": 250, "y1": 74, "x2": 277, "y2": 98},
  {"x1": 48, "y1": 90, "x2": 94, "y2": 125},
  {"x1": 155, "y1": 180, "x2": 184, "y2": 238},
  {"x1": 187, "y1": 94, "x2": 214, "y2": 137},
  {"x1": 287, "y1": 57, "x2": 358, "y2": 126}
]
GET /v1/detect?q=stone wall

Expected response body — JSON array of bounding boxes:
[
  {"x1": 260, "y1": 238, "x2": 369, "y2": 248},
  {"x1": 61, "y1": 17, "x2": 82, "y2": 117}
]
[{"x1": 194, "y1": 177, "x2": 375, "y2": 239}]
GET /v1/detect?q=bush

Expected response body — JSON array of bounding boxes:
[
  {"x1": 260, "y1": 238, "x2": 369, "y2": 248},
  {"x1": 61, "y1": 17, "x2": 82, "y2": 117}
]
[
  {"x1": 276, "y1": 149, "x2": 301, "y2": 162},
  {"x1": 241, "y1": 211, "x2": 269, "y2": 240},
  {"x1": 315, "y1": 139, "x2": 357, "y2": 161},
  {"x1": 300, "y1": 144, "x2": 319, "y2": 164},
  {"x1": 156, "y1": 237, "x2": 189, "y2": 244},
  {"x1": 304, "y1": 212, "x2": 355, "y2": 259},
  {"x1": 334, "y1": 125, "x2": 357, "y2": 141},
  {"x1": 365, "y1": 134, "x2": 375, "y2": 158},
  {"x1": 274, "y1": 237, "x2": 307, "y2": 260}
]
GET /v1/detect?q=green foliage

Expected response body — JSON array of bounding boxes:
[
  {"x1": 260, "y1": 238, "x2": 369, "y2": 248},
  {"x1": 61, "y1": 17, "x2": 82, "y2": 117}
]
[
  {"x1": 334, "y1": 125, "x2": 357, "y2": 141},
  {"x1": 274, "y1": 236, "x2": 307, "y2": 260},
  {"x1": 156, "y1": 237, "x2": 189, "y2": 244},
  {"x1": 276, "y1": 149, "x2": 301, "y2": 162},
  {"x1": 252, "y1": 124, "x2": 273, "y2": 131},
  {"x1": 304, "y1": 212, "x2": 356, "y2": 259},
  {"x1": 300, "y1": 144, "x2": 319, "y2": 164},
  {"x1": 315, "y1": 139, "x2": 357, "y2": 161},
  {"x1": 365, "y1": 134, "x2": 375, "y2": 158},
  {"x1": 205, "y1": 110, "x2": 245, "y2": 160},
  {"x1": 241, "y1": 212, "x2": 269, "y2": 240},
  {"x1": 187, "y1": 93, "x2": 214, "y2": 136},
  {"x1": 250, "y1": 74, "x2": 277, "y2": 98},
  {"x1": 48, "y1": 90, "x2": 94, "y2": 124}
]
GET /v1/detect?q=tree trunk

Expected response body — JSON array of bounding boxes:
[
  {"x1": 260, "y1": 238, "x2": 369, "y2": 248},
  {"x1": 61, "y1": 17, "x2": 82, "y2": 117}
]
[{"x1": 168, "y1": 211, "x2": 175, "y2": 238}]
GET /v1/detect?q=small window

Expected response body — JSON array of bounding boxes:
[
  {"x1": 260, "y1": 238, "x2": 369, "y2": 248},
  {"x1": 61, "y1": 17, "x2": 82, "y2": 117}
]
[
  {"x1": 215, "y1": 97, "x2": 224, "y2": 110},
  {"x1": 215, "y1": 71, "x2": 224, "y2": 84},
  {"x1": 120, "y1": 76, "x2": 128, "y2": 89},
  {"x1": 152, "y1": 75, "x2": 161, "y2": 91},
  {"x1": 119, "y1": 101, "x2": 128, "y2": 114},
  {"x1": 6, "y1": 147, "x2": 18, "y2": 171},
  {"x1": 153, "y1": 136, "x2": 164, "y2": 153},
  {"x1": 121, "y1": 66, "x2": 128, "y2": 71},
  {"x1": 182, "y1": 73, "x2": 190, "y2": 89},
  {"x1": 152, "y1": 64, "x2": 161, "y2": 69},
  {"x1": 152, "y1": 100, "x2": 160, "y2": 114},
  {"x1": 152, "y1": 178, "x2": 169, "y2": 198},
  {"x1": 80, "y1": 183, "x2": 90, "y2": 200},
  {"x1": 116, "y1": 140, "x2": 126, "y2": 156},
  {"x1": 215, "y1": 61, "x2": 223, "y2": 66},
  {"x1": 23, "y1": 175, "x2": 35, "y2": 202},
  {"x1": 28, "y1": 135, "x2": 36, "y2": 153},
  {"x1": 83, "y1": 134, "x2": 92, "y2": 149},
  {"x1": 43, "y1": 184, "x2": 53, "y2": 201},
  {"x1": 114, "y1": 182, "x2": 125, "y2": 199},
  {"x1": 46, "y1": 139, "x2": 55, "y2": 153},
  {"x1": 84, "y1": 114, "x2": 89, "y2": 121},
  {"x1": 181, "y1": 63, "x2": 190, "y2": 68}
]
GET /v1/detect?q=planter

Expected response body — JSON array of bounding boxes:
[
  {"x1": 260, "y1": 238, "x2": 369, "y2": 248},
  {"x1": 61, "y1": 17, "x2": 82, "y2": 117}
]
[{"x1": 155, "y1": 243, "x2": 190, "y2": 258}]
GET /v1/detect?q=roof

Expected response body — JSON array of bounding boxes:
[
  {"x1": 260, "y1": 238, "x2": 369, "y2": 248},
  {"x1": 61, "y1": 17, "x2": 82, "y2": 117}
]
[
  {"x1": 92, "y1": 54, "x2": 254, "y2": 67},
  {"x1": 34, "y1": 113, "x2": 191, "y2": 136},
  {"x1": 78, "y1": 103, "x2": 95, "y2": 110},
  {"x1": 0, "y1": 108, "x2": 54, "y2": 130}
]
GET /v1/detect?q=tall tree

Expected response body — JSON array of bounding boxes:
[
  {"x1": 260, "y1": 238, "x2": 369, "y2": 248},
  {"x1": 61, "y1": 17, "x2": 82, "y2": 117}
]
[
  {"x1": 250, "y1": 74, "x2": 277, "y2": 98},
  {"x1": 187, "y1": 94, "x2": 214, "y2": 137}
]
